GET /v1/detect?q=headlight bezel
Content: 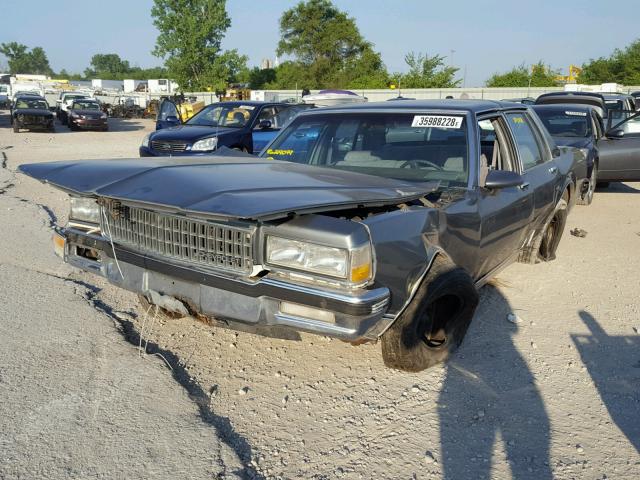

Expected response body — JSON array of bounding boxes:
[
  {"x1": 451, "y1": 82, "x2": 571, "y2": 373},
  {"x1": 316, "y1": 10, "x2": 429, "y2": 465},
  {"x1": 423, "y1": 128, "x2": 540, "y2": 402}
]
[
  {"x1": 264, "y1": 234, "x2": 374, "y2": 289},
  {"x1": 69, "y1": 196, "x2": 101, "y2": 226},
  {"x1": 141, "y1": 133, "x2": 151, "y2": 147},
  {"x1": 191, "y1": 136, "x2": 218, "y2": 152}
]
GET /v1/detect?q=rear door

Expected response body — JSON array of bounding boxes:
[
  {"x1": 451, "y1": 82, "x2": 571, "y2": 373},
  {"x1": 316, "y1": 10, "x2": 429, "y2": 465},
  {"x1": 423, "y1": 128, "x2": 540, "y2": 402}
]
[
  {"x1": 505, "y1": 111, "x2": 560, "y2": 232},
  {"x1": 597, "y1": 112, "x2": 640, "y2": 181},
  {"x1": 251, "y1": 105, "x2": 279, "y2": 153},
  {"x1": 156, "y1": 99, "x2": 181, "y2": 130},
  {"x1": 476, "y1": 115, "x2": 534, "y2": 277}
]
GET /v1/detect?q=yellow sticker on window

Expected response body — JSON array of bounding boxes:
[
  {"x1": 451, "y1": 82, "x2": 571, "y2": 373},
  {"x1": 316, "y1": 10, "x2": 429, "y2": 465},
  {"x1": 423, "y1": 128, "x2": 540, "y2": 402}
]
[
  {"x1": 267, "y1": 149, "x2": 294, "y2": 156},
  {"x1": 512, "y1": 116, "x2": 524, "y2": 124}
]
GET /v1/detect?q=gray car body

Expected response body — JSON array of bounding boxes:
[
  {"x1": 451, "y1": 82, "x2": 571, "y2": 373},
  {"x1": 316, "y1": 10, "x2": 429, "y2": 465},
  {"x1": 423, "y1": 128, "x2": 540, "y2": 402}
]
[{"x1": 19, "y1": 100, "x2": 577, "y2": 341}]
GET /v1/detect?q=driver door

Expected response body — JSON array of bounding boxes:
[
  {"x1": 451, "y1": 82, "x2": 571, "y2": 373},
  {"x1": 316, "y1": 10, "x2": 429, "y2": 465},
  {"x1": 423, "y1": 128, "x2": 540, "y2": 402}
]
[
  {"x1": 597, "y1": 111, "x2": 640, "y2": 182},
  {"x1": 252, "y1": 106, "x2": 279, "y2": 153},
  {"x1": 156, "y1": 99, "x2": 182, "y2": 131}
]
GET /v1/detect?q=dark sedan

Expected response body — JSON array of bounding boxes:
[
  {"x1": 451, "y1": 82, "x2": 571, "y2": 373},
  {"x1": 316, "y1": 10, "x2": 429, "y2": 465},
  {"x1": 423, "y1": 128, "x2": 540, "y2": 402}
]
[
  {"x1": 68, "y1": 99, "x2": 108, "y2": 131},
  {"x1": 536, "y1": 92, "x2": 640, "y2": 185},
  {"x1": 533, "y1": 104, "x2": 600, "y2": 205},
  {"x1": 21, "y1": 100, "x2": 577, "y2": 372},
  {"x1": 140, "y1": 101, "x2": 312, "y2": 156},
  {"x1": 12, "y1": 96, "x2": 54, "y2": 133}
]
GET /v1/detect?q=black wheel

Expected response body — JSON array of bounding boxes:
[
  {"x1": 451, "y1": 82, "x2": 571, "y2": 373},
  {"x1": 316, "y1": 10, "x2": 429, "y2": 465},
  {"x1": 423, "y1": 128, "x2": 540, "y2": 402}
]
[
  {"x1": 577, "y1": 164, "x2": 597, "y2": 206},
  {"x1": 596, "y1": 182, "x2": 609, "y2": 189},
  {"x1": 381, "y1": 256, "x2": 479, "y2": 372},
  {"x1": 137, "y1": 294, "x2": 187, "y2": 320},
  {"x1": 538, "y1": 197, "x2": 568, "y2": 262},
  {"x1": 12, "y1": 121, "x2": 19, "y2": 133}
]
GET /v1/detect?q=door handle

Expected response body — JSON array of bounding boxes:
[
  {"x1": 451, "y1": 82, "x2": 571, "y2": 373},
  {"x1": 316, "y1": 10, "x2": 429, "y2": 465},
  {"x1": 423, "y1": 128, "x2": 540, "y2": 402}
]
[
  {"x1": 548, "y1": 166, "x2": 558, "y2": 174},
  {"x1": 518, "y1": 182, "x2": 530, "y2": 190}
]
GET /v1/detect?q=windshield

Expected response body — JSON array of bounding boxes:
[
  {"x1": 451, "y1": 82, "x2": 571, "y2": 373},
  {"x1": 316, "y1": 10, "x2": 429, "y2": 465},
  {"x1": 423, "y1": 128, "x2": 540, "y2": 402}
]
[
  {"x1": 534, "y1": 109, "x2": 591, "y2": 137},
  {"x1": 16, "y1": 98, "x2": 48, "y2": 110},
  {"x1": 260, "y1": 112, "x2": 469, "y2": 186},
  {"x1": 72, "y1": 100, "x2": 100, "y2": 110},
  {"x1": 66, "y1": 95, "x2": 88, "y2": 102},
  {"x1": 186, "y1": 104, "x2": 256, "y2": 128}
]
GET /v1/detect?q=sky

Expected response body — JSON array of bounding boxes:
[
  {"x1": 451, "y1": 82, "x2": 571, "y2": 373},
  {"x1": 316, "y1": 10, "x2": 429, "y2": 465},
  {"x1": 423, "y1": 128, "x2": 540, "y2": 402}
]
[{"x1": 2, "y1": 0, "x2": 639, "y2": 87}]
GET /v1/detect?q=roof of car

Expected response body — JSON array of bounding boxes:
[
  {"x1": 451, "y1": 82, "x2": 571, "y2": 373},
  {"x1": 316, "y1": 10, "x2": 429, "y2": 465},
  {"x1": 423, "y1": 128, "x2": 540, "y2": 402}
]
[
  {"x1": 306, "y1": 99, "x2": 527, "y2": 114},
  {"x1": 215, "y1": 100, "x2": 294, "y2": 107},
  {"x1": 532, "y1": 104, "x2": 593, "y2": 112}
]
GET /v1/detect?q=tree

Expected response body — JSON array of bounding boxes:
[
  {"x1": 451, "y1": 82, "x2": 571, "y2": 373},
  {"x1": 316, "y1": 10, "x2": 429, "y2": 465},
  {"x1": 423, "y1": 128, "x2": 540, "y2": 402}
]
[
  {"x1": 84, "y1": 53, "x2": 131, "y2": 78},
  {"x1": 486, "y1": 61, "x2": 557, "y2": 87},
  {"x1": 275, "y1": 0, "x2": 388, "y2": 89},
  {"x1": 0, "y1": 42, "x2": 53, "y2": 75},
  {"x1": 247, "y1": 67, "x2": 276, "y2": 89},
  {"x1": 397, "y1": 52, "x2": 459, "y2": 88},
  {"x1": 151, "y1": 0, "x2": 241, "y2": 91},
  {"x1": 579, "y1": 39, "x2": 640, "y2": 85}
]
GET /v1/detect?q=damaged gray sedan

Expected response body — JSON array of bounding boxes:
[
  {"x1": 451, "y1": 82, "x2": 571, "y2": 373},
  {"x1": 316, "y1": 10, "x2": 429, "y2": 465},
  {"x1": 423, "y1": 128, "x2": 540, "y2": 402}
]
[{"x1": 20, "y1": 100, "x2": 578, "y2": 371}]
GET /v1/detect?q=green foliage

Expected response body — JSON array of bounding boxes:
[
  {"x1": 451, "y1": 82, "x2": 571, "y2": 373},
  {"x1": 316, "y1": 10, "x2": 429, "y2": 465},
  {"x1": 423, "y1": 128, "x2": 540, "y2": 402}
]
[
  {"x1": 486, "y1": 61, "x2": 558, "y2": 87},
  {"x1": 274, "y1": 0, "x2": 388, "y2": 89},
  {"x1": 0, "y1": 42, "x2": 53, "y2": 75},
  {"x1": 579, "y1": 39, "x2": 640, "y2": 85},
  {"x1": 151, "y1": 0, "x2": 245, "y2": 91},
  {"x1": 247, "y1": 67, "x2": 277, "y2": 89},
  {"x1": 84, "y1": 53, "x2": 131, "y2": 78},
  {"x1": 396, "y1": 52, "x2": 459, "y2": 88}
]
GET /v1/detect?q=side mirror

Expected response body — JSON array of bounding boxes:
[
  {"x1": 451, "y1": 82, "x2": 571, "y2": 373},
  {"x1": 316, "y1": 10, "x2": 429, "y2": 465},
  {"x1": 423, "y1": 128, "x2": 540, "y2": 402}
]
[
  {"x1": 606, "y1": 128, "x2": 624, "y2": 139},
  {"x1": 483, "y1": 170, "x2": 524, "y2": 190},
  {"x1": 258, "y1": 119, "x2": 272, "y2": 129},
  {"x1": 552, "y1": 146, "x2": 561, "y2": 158},
  {"x1": 165, "y1": 115, "x2": 180, "y2": 124}
]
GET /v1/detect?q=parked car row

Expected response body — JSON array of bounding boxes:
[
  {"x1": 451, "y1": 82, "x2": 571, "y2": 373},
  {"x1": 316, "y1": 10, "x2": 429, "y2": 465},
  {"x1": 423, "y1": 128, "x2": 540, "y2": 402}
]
[{"x1": 10, "y1": 91, "x2": 109, "y2": 133}]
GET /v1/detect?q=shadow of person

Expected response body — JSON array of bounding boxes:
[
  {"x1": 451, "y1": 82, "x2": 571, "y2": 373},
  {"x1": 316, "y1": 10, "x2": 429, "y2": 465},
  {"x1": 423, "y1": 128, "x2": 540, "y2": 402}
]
[
  {"x1": 438, "y1": 285, "x2": 552, "y2": 480},
  {"x1": 572, "y1": 310, "x2": 640, "y2": 452}
]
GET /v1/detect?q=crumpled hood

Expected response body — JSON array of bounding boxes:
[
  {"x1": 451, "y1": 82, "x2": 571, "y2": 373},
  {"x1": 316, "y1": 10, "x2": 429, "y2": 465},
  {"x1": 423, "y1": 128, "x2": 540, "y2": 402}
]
[
  {"x1": 14, "y1": 108, "x2": 53, "y2": 117},
  {"x1": 19, "y1": 152, "x2": 435, "y2": 221}
]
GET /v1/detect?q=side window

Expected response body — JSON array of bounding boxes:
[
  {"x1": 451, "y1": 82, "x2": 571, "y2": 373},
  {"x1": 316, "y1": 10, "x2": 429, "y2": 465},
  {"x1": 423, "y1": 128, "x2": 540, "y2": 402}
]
[
  {"x1": 477, "y1": 116, "x2": 514, "y2": 185},
  {"x1": 158, "y1": 100, "x2": 179, "y2": 121},
  {"x1": 505, "y1": 113, "x2": 544, "y2": 170},
  {"x1": 591, "y1": 113, "x2": 603, "y2": 139},
  {"x1": 255, "y1": 107, "x2": 278, "y2": 128}
]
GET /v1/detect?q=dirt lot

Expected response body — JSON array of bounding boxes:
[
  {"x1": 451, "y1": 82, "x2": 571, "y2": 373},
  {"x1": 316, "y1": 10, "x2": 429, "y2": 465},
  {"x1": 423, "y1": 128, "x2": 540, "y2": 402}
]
[{"x1": 0, "y1": 113, "x2": 638, "y2": 479}]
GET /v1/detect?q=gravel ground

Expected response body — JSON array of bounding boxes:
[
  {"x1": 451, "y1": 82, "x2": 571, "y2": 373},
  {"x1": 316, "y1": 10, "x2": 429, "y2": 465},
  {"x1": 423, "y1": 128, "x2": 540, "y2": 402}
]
[{"x1": 0, "y1": 113, "x2": 638, "y2": 479}]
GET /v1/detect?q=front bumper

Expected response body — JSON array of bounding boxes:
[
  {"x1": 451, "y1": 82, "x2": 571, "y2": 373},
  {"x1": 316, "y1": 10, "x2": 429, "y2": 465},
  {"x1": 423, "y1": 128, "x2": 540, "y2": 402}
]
[
  {"x1": 57, "y1": 228, "x2": 392, "y2": 341},
  {"x1": 70, "y1": 118, "x2": 107, "y2": 129}
]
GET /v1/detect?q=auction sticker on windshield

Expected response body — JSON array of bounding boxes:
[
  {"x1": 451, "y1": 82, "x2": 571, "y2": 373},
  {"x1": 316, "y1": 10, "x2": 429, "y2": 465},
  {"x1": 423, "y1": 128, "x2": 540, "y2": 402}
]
[{"x1": 411, "y1": 115, "x2": 463, "y2": 128}]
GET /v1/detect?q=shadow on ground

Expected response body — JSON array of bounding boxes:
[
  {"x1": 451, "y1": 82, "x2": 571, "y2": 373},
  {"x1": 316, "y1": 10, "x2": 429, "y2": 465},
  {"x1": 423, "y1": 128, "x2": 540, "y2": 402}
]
[
  {"x1": 596, "y1": 182, "x2": 640, "y2": 193},
  {"x1": 572, "y1": 310, "x2": 640, "y2": 453},
  {"x1": 438, "y1": 285, "x2": 553, "y2": 480}
]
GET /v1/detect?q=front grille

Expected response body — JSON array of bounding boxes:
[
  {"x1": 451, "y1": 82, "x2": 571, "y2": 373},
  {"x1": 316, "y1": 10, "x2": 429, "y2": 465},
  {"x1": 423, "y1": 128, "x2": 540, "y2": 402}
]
[
  {"x1": 151, "y1": 140, "x2": 188, "y2": 152},
  {"x1": 101, "y1": 204, "x2": 254, "y2": 274},
  {"x1": 22, "y1": 115, "x2": 48, "y2": 124}
]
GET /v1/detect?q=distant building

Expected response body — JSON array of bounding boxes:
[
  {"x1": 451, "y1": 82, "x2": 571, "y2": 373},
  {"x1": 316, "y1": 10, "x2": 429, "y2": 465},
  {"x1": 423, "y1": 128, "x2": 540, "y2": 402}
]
[{"x1": 260, "y1": 58, "x2": 274, "y2": 70}]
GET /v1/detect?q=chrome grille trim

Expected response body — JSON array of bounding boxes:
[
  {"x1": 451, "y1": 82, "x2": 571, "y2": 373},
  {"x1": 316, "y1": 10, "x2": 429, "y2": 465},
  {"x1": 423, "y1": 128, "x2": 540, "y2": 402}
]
[
  {"x1": 150, "y1": 140, "x2": 188, "y2": 152},
  {"x1": 101, "y1": 205, "x2": 254, "y2": 274}
]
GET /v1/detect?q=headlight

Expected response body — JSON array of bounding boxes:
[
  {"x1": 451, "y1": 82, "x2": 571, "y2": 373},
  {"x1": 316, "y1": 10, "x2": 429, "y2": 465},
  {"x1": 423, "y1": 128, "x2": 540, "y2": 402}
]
[
  {"x1": 69, "y1": 197, "x2": 100, "y2": 225},
  {"x1": 266, "y1": 236, "x2": 373, "y2": 285},
  {"x1": 191, "y1": 137, "x2": 218, "y2": 152},
  {"x1": 141, "y1": 133, "x2": 151, "y2": 147},
  {"x1": 100, "y1": 112, "x2": 107, "y2": 119}
]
